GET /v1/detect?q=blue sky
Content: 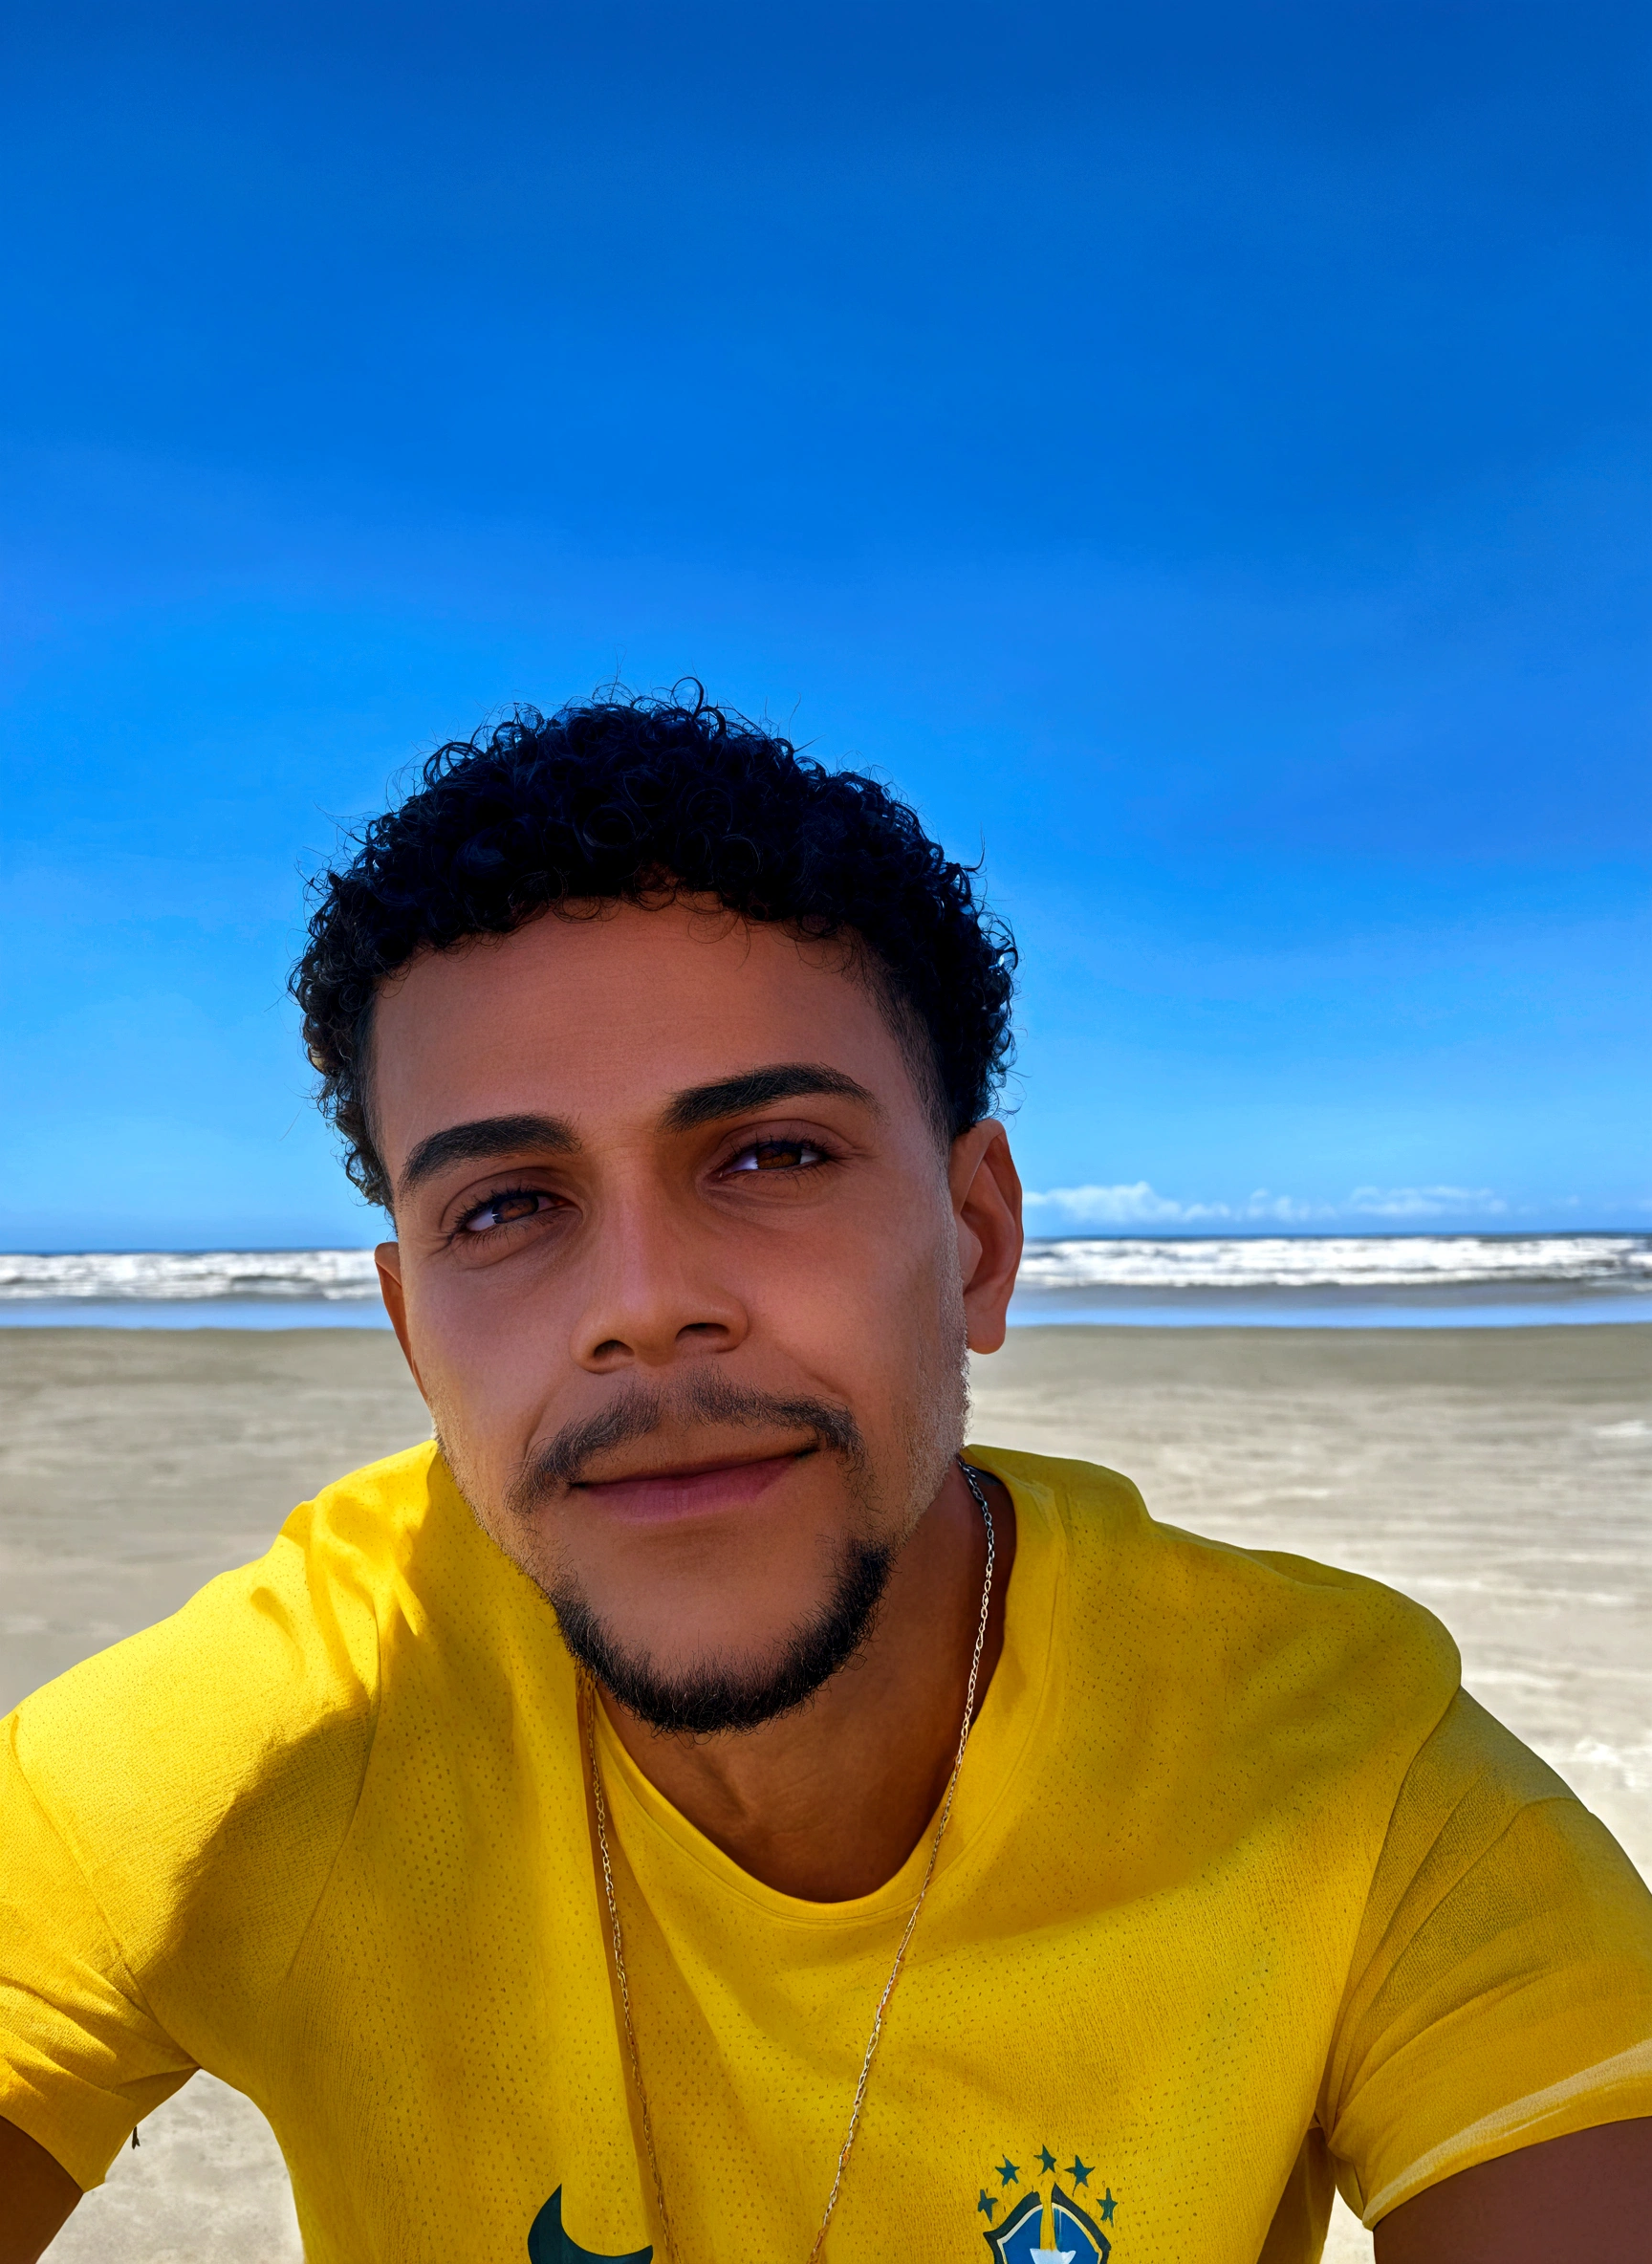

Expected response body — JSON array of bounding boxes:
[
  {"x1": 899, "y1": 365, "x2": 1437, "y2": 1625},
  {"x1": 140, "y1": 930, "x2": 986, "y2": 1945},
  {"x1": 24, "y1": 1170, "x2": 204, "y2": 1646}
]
[{"x1": 2, "y1": 0, "x2": 1647, "y2": 1249}]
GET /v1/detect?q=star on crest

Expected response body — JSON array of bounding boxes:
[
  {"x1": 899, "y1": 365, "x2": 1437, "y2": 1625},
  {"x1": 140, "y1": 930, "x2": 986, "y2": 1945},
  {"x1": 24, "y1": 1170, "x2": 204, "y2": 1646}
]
[
  {"x1": 1099, "y1": 2188, "x2": 1117, "y2": 2223},
  {"x1": 1067, "y1": 2155, "x2": 1092, "y2": 2187},
  {"x1": 1037, "y1": 2144, "x2": 1057, "y2": 2174},
  {"x1": 996, "y1": 2156, "x2": 1021, "y2": 2187},
  {"x1": 978, "y1": 2188, "x2": 998, "y2": 2221}
]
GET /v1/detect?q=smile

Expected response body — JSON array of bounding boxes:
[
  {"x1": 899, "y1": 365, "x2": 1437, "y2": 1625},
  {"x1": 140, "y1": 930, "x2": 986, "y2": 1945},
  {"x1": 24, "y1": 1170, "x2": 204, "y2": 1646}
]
[{"x1": 571, "y1": 1449, "x2": 809, "y2": 1524}]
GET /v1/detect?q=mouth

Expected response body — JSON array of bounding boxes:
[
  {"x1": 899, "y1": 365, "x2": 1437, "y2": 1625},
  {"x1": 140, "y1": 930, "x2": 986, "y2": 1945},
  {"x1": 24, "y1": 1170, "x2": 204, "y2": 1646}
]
[{"x1": 571, "y1": 1446, "x2": 813, "y2": 1524}]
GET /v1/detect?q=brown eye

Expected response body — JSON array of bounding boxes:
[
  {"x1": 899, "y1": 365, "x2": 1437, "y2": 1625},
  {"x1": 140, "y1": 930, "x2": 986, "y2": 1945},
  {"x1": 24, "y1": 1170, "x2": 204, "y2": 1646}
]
[
  {"x1": 728, "y1": 1139, "x2": 828, "y2": 1174},
  {"x1": 463, "y1": 1190, "x2": 555, "y2": 1232}
]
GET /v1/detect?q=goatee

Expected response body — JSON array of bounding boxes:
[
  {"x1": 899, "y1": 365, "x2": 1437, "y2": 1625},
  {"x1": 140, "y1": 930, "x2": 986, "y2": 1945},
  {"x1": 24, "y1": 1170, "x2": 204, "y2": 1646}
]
[
  {"x1": 548, "y1": 1535, "x2": 895, "y2": 1736},
  {"x1": 502, "y1": 1366, "x2": 895, "y2": 1736}
]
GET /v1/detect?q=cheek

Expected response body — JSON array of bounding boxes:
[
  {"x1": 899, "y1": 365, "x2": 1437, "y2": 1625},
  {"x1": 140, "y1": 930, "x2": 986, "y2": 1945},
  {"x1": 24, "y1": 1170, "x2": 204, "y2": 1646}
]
[
  {"x1": 407, "y1": 1289, "x2": 554, "y2": 1504},
  {"x1": 761, "y1": 1201, "x2": 959, "y2": 1403}
]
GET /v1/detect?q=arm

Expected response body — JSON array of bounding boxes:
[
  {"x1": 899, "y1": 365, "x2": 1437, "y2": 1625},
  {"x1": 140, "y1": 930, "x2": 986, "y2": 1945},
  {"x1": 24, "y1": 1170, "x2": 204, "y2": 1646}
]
[
  {"x1": 0, "y1": 2117, "x2": 79, "y2": 2264},
  {"x1": 1375, "y1": 2117, "x2": 1652, "y2": 2263}
]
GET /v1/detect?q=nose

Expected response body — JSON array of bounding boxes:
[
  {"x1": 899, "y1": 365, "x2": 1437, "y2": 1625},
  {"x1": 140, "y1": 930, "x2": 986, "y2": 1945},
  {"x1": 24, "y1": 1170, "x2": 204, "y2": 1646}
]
[{"x1": 570, "y1": 1182, "x2": 750, "y2": 1373}]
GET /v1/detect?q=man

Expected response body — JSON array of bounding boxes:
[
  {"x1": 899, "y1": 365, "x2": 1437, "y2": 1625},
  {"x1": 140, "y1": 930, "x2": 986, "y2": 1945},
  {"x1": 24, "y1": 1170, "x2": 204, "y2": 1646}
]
[{"x1": 2, "y1": 694, "x2": 1649, "y2": 2264}]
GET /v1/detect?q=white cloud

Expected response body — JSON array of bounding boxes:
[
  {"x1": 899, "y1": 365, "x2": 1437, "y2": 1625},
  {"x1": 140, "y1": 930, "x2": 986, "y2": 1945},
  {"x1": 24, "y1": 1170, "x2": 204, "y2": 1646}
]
[
  {"x1": 1022, "y1": 1181, "x2": 1512, "y2": 1229},
  {"x1": 1236, "y1": 1190, "x2": 1337, "y2": 1223},
  {"x1": 1343, "y1": 1185, "x2": 1508, "y2": 1219},
  {"x1": 1021, "y1": 1182, "x2": 1232, "y2": 1226}
]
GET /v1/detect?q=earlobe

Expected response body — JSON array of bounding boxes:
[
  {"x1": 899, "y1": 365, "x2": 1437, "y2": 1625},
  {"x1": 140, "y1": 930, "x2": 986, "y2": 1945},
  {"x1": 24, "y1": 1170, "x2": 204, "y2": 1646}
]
[{"x1": 951, "y1": 1122, "x2": 1025, "y2": 1356}]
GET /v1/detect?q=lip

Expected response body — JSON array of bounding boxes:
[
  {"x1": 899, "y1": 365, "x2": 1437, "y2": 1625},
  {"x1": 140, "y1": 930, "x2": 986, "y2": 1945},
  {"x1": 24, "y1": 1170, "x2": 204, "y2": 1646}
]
[{"x1": 573, "y1": 1449, "x2": 806, "y2": 1525}]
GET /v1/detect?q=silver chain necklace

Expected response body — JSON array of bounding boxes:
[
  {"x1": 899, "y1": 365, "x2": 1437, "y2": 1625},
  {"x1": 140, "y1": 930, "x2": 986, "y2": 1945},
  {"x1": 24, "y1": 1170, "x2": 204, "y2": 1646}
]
[{"x1": 583, "y1": 1457, "x2": 998, "y2": 2264}]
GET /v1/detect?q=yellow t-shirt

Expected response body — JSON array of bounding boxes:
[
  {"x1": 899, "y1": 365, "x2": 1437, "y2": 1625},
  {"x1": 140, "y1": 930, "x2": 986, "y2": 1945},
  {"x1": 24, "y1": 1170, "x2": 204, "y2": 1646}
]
[{"x1": 2, "y1": 1444, "x2": 1649, "y2": 2263}]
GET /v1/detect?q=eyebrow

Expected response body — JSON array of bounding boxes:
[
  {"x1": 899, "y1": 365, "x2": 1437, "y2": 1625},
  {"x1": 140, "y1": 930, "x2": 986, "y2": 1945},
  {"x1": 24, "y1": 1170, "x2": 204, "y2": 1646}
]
[
  {"x1": 397, "y1": 1066, "x2": 879, "y2": 1198},
  {"x1": 660, "y1": 1062, "x2": 880, "y2": 1134},
  {"x1": 399, "y1": 1112, "x2": 577, "y2": 1196}
]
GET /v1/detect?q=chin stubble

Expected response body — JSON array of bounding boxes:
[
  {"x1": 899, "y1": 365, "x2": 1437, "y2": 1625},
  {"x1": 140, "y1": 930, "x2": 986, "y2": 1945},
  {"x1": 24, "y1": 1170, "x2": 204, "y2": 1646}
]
[{"x1": 547, "y1": 1533, "x2": 897, "y2": 1735}]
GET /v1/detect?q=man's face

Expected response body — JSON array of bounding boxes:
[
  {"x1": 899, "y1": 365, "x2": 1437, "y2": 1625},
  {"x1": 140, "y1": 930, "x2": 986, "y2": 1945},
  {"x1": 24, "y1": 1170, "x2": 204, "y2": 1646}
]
[{"x1": 371, "y1": 902, "x2": 1022, "y2": 1730}]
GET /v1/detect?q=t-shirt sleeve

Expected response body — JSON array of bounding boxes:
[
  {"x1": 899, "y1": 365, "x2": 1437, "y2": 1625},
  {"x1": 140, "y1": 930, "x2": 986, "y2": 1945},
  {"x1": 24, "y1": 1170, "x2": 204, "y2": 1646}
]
[
  {"x1": 1320, "y1": 1688, "x2": 1652, "y2": 2228},
  {"x1": 0, "y1": 1716, "x2": 196, "y2": 2189},
  {"x1": 0, "y1": 1476, "x2": 387, "y2": 2193}
]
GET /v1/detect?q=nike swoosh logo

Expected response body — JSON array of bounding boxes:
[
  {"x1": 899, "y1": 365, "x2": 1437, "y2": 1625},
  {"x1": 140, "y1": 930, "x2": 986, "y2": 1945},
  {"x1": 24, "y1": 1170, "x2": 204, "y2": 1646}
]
[{"x1": 528, "y1": 2186, "x2": 653, "y2": 2263}]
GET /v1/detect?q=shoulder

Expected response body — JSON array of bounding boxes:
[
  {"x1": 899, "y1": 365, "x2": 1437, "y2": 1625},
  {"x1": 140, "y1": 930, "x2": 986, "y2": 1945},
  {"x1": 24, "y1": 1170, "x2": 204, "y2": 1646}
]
[
  {"x1": 974, "y1": 1444, "x2": 1461, "y2": 1839},
  {"x1": 7, "y1": 1442, "x2": 446, "y2": 1983},
  {"x1": 979, "y1": 1441, "x2": 1458, "y2": 1685}
]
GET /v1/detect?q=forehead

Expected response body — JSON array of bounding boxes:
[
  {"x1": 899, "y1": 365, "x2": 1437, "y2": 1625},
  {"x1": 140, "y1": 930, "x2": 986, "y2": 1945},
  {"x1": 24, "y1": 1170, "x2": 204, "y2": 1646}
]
[{"x1": 368, "y1": 903, "x2": 919, "y2": 1151}]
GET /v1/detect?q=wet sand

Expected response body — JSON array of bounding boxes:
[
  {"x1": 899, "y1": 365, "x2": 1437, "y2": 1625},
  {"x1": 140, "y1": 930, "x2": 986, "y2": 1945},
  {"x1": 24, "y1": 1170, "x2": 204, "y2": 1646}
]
[{"x1": 4, "y1": 1323, "x2": 1648, "y2": 2262}]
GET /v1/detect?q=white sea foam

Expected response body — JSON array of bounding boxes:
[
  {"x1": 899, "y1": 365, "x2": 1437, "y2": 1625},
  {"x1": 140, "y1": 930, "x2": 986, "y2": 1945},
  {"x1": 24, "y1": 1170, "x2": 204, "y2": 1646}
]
[
  {"x1": 1, "y1": 1235, "x2": 1647, "y2": 1307},
  {"x1": 0, "y1": 1250, "x2": 380, "y2": 1302},
  {"x1": 1015, "y1": 1233, "x2": 1652, "y2": 1295}
]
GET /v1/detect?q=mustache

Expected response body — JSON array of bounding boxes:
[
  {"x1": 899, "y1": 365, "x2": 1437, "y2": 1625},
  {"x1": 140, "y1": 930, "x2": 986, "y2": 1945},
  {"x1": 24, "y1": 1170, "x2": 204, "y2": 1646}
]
[{"x1": 507, "y1": 1367, "x2": 867, "y2": 1509}]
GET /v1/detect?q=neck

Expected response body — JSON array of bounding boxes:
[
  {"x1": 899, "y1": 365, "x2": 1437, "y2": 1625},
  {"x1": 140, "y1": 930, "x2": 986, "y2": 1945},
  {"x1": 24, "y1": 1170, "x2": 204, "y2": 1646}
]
[{"x1": 598, "y1": 1460, "x2": 1015, "y2": 1902}]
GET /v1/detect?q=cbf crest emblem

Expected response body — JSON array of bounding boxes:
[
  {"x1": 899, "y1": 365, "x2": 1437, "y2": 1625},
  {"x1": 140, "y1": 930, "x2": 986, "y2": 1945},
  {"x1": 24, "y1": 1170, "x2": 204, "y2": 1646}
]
[{"x1": 976, "y1": 2145, "x2": 1116, "y2": 2263}]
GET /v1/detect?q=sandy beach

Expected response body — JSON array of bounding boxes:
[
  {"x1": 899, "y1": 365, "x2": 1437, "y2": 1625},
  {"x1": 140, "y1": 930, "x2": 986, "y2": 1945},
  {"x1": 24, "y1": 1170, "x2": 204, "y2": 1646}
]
[{"x1": 4, "y1": 1322, "x2": 1648, "y2": 2262}]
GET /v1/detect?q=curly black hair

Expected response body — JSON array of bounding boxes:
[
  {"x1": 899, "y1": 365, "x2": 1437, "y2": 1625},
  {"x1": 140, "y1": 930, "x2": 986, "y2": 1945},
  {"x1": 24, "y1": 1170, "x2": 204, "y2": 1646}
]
[{"x1": 292, "y1": 690, "x2": 1016, "y2": 1210}]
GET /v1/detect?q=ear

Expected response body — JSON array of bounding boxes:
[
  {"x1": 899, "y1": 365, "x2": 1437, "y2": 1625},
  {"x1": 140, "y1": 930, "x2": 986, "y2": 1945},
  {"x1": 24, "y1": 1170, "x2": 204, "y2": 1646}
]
[
  {"x1": 947, "y1": 1120, "x2": 1024, "y2": 1354},
  {"x1": 374, "y1": 1241, "x2": 430, "y2": 1404}
]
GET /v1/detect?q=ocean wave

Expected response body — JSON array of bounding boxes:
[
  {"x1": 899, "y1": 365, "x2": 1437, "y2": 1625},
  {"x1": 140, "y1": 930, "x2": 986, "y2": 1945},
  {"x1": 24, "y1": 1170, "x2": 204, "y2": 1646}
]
[
  {"x1": 0, "y1": 1251, "x2": 381, "y2": 1301},
  {"x1": 1015, "y1": 1234, "x2": 1652, "y2": 1295},
  {"x1": 2, "y1": 1234, "x2": 1649, "y2": 1307}
]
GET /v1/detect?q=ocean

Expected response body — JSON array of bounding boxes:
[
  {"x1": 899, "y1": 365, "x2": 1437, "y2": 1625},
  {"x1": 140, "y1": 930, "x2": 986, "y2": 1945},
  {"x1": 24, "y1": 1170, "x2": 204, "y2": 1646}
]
[{"x1": 1, "y1": 1234, "x2": 1648, "y2": 1328}]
